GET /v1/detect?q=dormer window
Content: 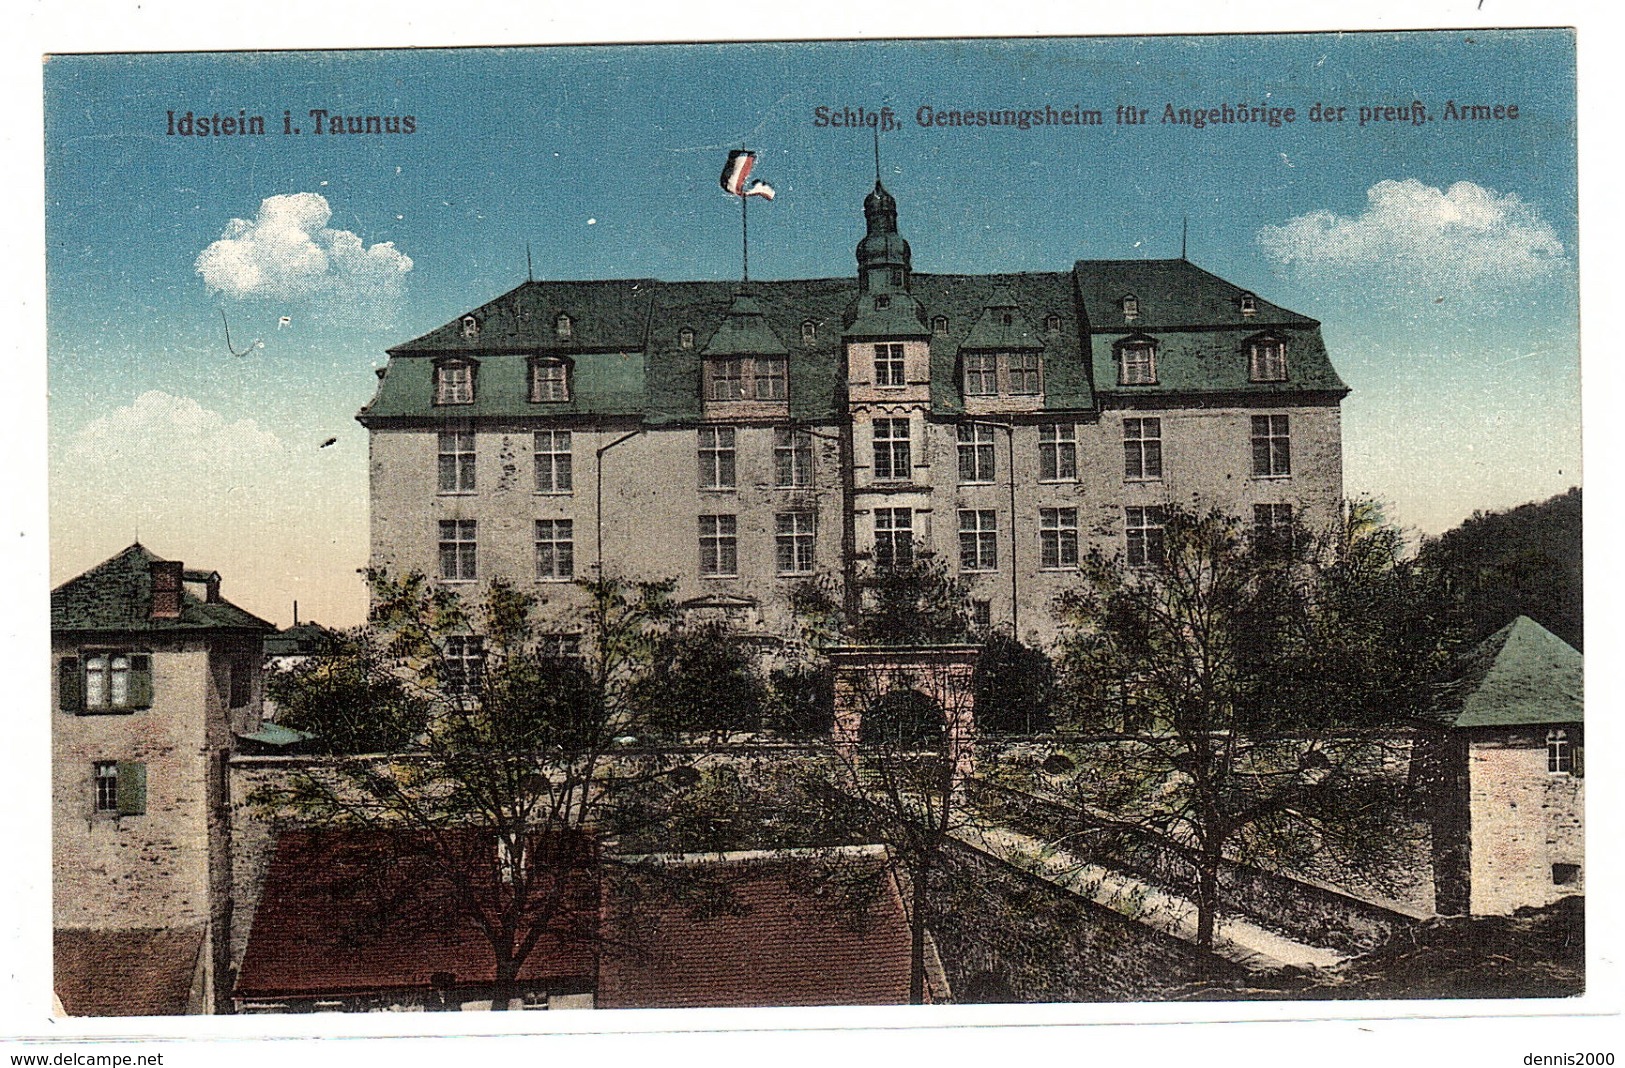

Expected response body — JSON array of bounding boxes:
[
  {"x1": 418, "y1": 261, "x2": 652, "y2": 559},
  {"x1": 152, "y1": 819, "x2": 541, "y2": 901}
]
[
  {"x1": 1118, "y1": 339, "x2": 1157, "y2": 385},
  {"x1": 679, "y1": 327, "x2": 695, "y2": 350},
  {"x1": 1240, "y1": 293, "x2": 1258, "y2": 317},
  {"x1": 802, "y1": 320, "x2": 817, "y2": 343},
  {"x1": 461, "y1": 315, "x2": 480, "y2": 339},
  {"x1": 1001, "y1": 312, "x2": 1014, "y2": 327},
  {"x1": 1249, "y1": 337, "x2": 1288, "y2": 382},
  {"x1": 876, "y1": 295, "x2": 892, "y2": 309},
  {"x1": 435, "y1": 358, "x2": 477, "y2": 405},
  {"x1": 705, "y1": 356, "x2": 788, "y2": 402},
  {"x1": 1121, "y1": 295, "x2": 1139, "y2": 322},
  {"x1": 530, "y1": 357, "x2": 572, "y2": 402},
  {"x1": 1046, "y1": 314, "x2": 1061, "y2": 333},
  {"x1": 932, "y1": 316, "x2": 949, "y2": 336},
  {"x1": 555, "y1": 314, "x2": 573, "y2": 340}
]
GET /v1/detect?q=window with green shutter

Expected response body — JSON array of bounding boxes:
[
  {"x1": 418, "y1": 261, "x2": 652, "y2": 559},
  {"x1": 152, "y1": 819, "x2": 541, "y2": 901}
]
[
  {"x1": 115, "y1": 761, "x2": 146, "y2": 816},
  {"x1": 76, "y1": 650, "x2": 152, "y2": 713}
]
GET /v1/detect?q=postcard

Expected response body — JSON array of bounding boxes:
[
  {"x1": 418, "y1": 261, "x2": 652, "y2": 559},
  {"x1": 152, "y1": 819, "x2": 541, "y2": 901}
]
[{"x1": 27, "y1": 19, "x2": 1600, "y2": 1062}]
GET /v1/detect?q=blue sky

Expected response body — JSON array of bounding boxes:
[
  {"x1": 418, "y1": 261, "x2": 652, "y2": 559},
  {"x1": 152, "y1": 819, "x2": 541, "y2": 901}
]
[{"x1": 44, "y1": 32, "x2": 1579, "y2": 626}]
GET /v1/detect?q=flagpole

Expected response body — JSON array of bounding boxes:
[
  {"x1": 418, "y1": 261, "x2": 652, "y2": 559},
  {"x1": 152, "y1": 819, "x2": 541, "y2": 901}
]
[{"x1": 742, "y1": 183, "x2": 749, "y2": 283}]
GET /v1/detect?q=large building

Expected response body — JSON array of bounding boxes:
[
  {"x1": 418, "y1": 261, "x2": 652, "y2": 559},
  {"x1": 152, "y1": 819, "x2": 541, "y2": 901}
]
[{"x1": 359, "y1": 179, "x2": 1347, "y2": 645}]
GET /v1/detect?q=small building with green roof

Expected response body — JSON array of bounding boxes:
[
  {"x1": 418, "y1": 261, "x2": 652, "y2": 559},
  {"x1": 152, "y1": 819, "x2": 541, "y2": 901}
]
[
  {"x1": 1424, "y1": 616, "x2": 1584, "y2": 916},
  {"x1": 359, "y1": 174, "x2": 1347, "y2": 645}
]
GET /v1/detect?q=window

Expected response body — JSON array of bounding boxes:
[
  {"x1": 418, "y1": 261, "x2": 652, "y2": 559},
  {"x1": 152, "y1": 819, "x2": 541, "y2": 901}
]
[
  {"x1": 530, "y1": 358, "x2": 571, "y2": 402},
  {"x1": 1239, "y1": 293, "x2": 1258, "y2": 317},
  {"x1": 60, "y1": 653, "x2": 151, "y2": 713},
  {"x1": 460, "y1": 315, "x2": 480, "y2": 339},
  {"x1": 1249, "y1": 338, "x2": 1287, "y2": 382},
  {"x1": 890, "y1": 268, "x2": 904, "y2": 287},
  {"x1": 874, "y1": 508, "x2": 914, "y2": 569},
  {"x1": 439, "y1": 520, "x2": 478, "y2": 581},
  {"x1": 874, "y1": 343, "x2": 906, "y2": 387},
  {"x1": 94, "y1": 761, "x2": 119, "y2": 813},
  {"x1": 93, "y1": 761, "x2": 144, "y2": 816},
  {"x1": 1126, "y1": 506, "x2": 1166, "y2": 567},
  {"x1": 1040, "y1": 508, "x2": 1079, "y2": 570},
  {"x1": 958, "y1": 424, "x2": 996, "y2": 484},
  {"x1": 773, "y1": 427, "x2": 812, "y2": 488},
  {"x1": 875, "y1": 295, "x2": 892, "y2": 309},
  {"x1": 1119, "y1": 341, "x2": 1157, "y2": 385},
  {"x1": 438, "y1": 431, "x2": 476, "y2": 493},
  {"x1": 435, "y1": 360, "x2": 475, "y2": 405},
  {"x1": 705, "y1": 357, "x2": 786, "y2": 401},
  {"x1": 1123, "y1": 418, "x2": 1162, "y2": 480},
  {"x1": 698, "y1": 427, "x2": 737, "y2": 489},
  {"x1": 540, "y1": 634, "x2": 583, "y2": 660},
  {"x1": 699, "y1": 515, "x2": 738, "y2": 577},
  {"x1": 1008, "y1": 352, "x2": 1041, "y2": 395},
  {"x1": 1254, "y1": 503, "x2": 1294, "y2": 537},
  {"x1": 1039, "y1": 424, "x2": 1077, "y2": 481},
  {"x1": 872, "y1": 418, "x2": 911, "y2": 482},
  {"x1": 962, "y1": 353, "x2": 997, "y2": 396},
  {"x1": 87, "y1": 654, "x2": 130, "y2": 710},
  {"x1": 775, "y1": 512, "x2": 815, "y2": 575},
  {"x1": 1045, "y1": 314, "x2": 1061, "y2": 333},
  {"x1": 971, "y1": 599, "x2": 992, "y2": 634},
  {"x1": 534, "y1": 519, "x2": 575, "y2": 580},
  {"x1": 554, "y1": 314, "x2": 573, "y2": 340},
  {"x1": 959, "y1": 510, "x2": 998, "y2": 572},
  {"x1": 801, "y1": 320, "x2": 817, "y2": 343},
  {"x1": 533, "y1": 431, "x2": 573, "y2": 494},
  {"x1": 706, "y1": 358, "x2": 745, "y2": 401},
  {"x1": 1251, "y1": 415, "x2": 1291, "y2": 477},
  {"x1": 932, "y1": 315, "x2": 949, "y2": 336},
  {"x1": 1121, "y1": 295, "x2": 1139, "y2": 321},
  {"x1": 679, "y1": 327, "x2": 695, "y2": 350},
  {"x1": 754, "y1": 357, "x2": 788, "y2": 401},
  {"x1": 1547, "y1": 729, "x2": 1575, "y2": 774},
  {"x1": 1552, "y1": 863, "x2": 1581, "y2": 886},
  {"x1": 443, "y1": 636, "x2": 484, "y2": 696}
]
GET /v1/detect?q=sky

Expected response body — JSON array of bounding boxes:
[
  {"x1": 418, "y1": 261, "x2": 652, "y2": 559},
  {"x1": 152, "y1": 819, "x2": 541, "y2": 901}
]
[{"x1": 43, "y1": 32, "x2": 1580, "y2": 628}]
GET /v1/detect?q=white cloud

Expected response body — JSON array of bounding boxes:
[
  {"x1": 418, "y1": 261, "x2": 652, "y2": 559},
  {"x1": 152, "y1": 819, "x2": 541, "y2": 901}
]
[
  {"x1": 195, "y1": 192, "x2": 413, "y2": 302},
  {"x1": 52, "y1": 391, "x2": 368, "y2": 624},
  {"x1": 1256, "y1": 179, "x2": 1566, "y2": 290}
]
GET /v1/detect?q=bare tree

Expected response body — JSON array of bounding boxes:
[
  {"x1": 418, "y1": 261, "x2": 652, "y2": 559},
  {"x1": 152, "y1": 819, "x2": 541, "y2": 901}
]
[
  {"x1": 253, "y1": 569, "x2": 683, "y2": 1009},
  {"x1": 1049, "y1": 505, "x2": 1444, "y2": 953}
]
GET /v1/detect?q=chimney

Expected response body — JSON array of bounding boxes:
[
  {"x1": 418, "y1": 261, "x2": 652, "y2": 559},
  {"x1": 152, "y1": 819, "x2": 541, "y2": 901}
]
[
  {"x1": 150, "y1": 560, "x2": 184, "y2": 619},
  {"x1": 205, "y1": 574, "x2": 221, "y2": 603}
]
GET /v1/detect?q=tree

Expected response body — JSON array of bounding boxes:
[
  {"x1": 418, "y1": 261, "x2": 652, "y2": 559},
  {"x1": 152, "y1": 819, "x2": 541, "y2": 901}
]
[
  {"x1": 253, "y1": 569, "x2": 683, "y2": 1010},
  {"x1": 972, "y1": 631, "x2": 1055, "y2": 735},
  {"x1": 1418, "y1": 487, "x2": 1582, "y2": 650},
  {"x1": 632, "y1": 620, "x2": 768, "y2": 742},
  {"x1": 781, "y1": 560, "x2": 981, "y2": 1002},
  {"x1": 1051, "y1": 505, "x2": 1442, "y2": 953},
  {"x1": 266, "y1": 628, "x2": 430, "y2": 754}
]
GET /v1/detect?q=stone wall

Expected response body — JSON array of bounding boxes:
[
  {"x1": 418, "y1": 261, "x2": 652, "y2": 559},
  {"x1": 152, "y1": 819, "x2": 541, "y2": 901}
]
[
  {"x1": 1467, "y1": 728, "x2": 1585, "y2": 915},
  {"x1": 925, "y1": 838, "x2": 1236, "y2": 1002}
]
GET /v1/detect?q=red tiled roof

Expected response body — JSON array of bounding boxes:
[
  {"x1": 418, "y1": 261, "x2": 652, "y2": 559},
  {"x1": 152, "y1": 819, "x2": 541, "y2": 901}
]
[
  {"x1": 597, "y1": 851, "x2": 913, "y2": 1009},
  {"x1": 55, "y1": 927, "x2": 203, "y2": 1017},
  {"x1": 239, "y1": 834, "x2": 914, "y2": 1009},
  {"x1": 236, "y1": 830, "x2": 598, "y2": 999}
]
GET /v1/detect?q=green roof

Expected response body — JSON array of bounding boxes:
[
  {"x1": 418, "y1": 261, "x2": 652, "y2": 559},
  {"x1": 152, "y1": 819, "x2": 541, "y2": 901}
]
[
  {"x1": 701, "y1": 293, "x2": 790, "y2": 357},
  {"x1": 1433, "y1": 616, "x2": 1583, "y2": 729},
  {"x1": 52, "y1": 544, "x2": 275, "y2": 635},
  {"x1": 359, "y1": 257, "x2": 1340, "y2": 426}
]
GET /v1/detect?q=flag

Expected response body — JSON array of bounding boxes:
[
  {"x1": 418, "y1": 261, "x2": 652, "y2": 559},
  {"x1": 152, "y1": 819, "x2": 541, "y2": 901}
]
[{"x1": 721, "y1": 149, "x2": 776, "y2": 200}]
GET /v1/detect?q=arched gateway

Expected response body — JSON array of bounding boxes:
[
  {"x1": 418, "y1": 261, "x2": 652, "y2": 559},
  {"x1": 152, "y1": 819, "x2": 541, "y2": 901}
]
[{"x1": 828, "y1": 645, "x2": 980, "y2": 781}]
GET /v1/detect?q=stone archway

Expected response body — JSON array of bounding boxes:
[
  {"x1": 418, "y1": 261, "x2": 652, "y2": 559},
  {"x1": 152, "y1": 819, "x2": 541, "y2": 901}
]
[{"x1": 828, "y1": 644, "x2": 980, "y2": 781}]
